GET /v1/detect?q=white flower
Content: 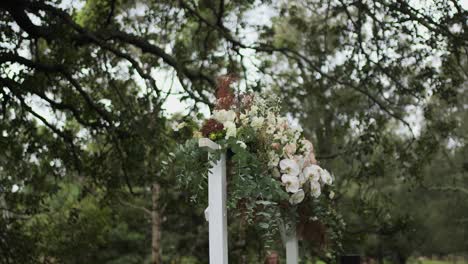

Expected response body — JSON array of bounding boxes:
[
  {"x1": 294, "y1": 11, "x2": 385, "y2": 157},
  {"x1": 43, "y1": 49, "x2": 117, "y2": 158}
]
[
  {"x1": 320, "y1": 169, "x2": 333, "y2": 185},
  {"x1": 303, "y1": 165, "x2": 322, "y2": 182},
  {"x1": 172, "y1": 121, "x2": 185, "y2": 132},
  {"x1": 298, "y1": 172, "x2": 307, "y2": 185},
  {"x1": 279, "y1": 159, "x2": 300, "y2": 177},
  {"x1": 268, "y1": 152, "x2": 280, "y2": 168},
  {"x1": 310, "y1": 180, "x2": 321, "y2": 198},
  {"x1": 239, "y1": 113, "x2": 249, "y2": 125},
  {"x1": 289, "y1": 189, "x2": 305, "y2": 205},
  {"x1": 281, "y1": 174, "x2": 300, "y2": 193},
  {"x1": 267, "y1": 112, "x2": 276, "y2": 125},
  {"x1": 224, "y1": 121, "x2": 237, "y2": 139},
  {"x1": 276, "y1": 117, "x2": 288, "y2": 132},
  {"x1": 251, "y1": 116, "x2": 264, "y2": 130},
  {"x1": 300, "y1": 139, "x2": 314, "y2": 153},
  {"x1": 329, "y1": 191, "x2": 335, "y2": 199},
  {"x1": 249, "y1": 105, "x2": 259, "y2": 116},
  {"x1": 213, "y1": 109, "x2": 236, "y2": 124},
  {"x1": 237, "y1": 140, "x2": 247, "y2": 149},
  {"x1": 266, "y1": 125, "x2": 276, "y2": 134},
  {"x1": 293, "y1": 155, "x2": 306, "y2": 169}
]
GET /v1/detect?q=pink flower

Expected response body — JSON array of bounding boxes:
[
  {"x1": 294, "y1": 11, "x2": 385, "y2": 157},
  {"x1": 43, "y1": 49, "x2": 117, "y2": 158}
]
[
  {"x1": 309, "y1": 151, "x2": 317, "y2": 165},
  {"x1": 271, "y1": 142, "x2": 281, "y2": 150},
  {"x1": 283, "y1": 143, "x2": 297, "y2": 158}
]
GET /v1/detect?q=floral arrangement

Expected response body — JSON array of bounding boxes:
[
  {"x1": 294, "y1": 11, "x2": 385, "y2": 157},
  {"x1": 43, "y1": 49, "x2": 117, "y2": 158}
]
[
  {"x1": 175, "y1": 76, "x2": 343, "y2": 250},
  {"x1": 197, "y1": 78, "x2": 334, "y2": 206}
]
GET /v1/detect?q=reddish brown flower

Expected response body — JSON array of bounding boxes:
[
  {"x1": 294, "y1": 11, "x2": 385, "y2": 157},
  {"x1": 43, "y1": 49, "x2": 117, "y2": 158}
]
[
  {"x1": 215, "y1": 75, "x2": 237, "y2": 110},
  {"x1": 200, "y1": 118, "x2": 224, "y2": 137}
]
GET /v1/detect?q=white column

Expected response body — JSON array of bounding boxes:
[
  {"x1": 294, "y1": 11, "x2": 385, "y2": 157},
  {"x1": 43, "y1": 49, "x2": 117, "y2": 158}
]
[
  {"x1": 285, "y1": 227, "x2": 299, "y2": 264},
  {"x1": 199, "y1": 138, "x2": 228, "y2": 264},
  {"x1": 280, "y1": 220, "x2": 299, "y2": 264}
]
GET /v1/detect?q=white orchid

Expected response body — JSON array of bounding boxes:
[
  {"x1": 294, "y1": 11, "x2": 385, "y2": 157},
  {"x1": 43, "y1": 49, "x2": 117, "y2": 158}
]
[
  {"x1": 279, "y1": 159, "x2": 300, "y2": 177},
  {"x1": 310, "y1": 180, "x2": 321, "y2": 198},
  {"x1": 237, "y1": 140, "x2": 247, "y2": 149},
  {"x1": 320, "y1": 169, "x2": 333, "y2": 185},
  {"x1": 289, "y1": 189, "x2": 305, "y2": 205},
  {"x1": 303, "y1": 165, "x2": 322, "y2": 182},
  {"x1": 224, "y1": 121, "x2": 237, "y2": 139},
  {"x1": 298, "y1": 172, "x2": 307, "y2": 185},
  {"x1": 281, "y1": 174, "x2": 300, "y2": 193},
  {"x1": 213, "y1": 109, "x2": 236, "y2": 124}
]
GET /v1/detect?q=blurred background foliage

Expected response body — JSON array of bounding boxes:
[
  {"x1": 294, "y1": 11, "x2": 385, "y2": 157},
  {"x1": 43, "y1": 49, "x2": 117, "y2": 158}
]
[{"x1": 0, "y1": 0, "x2": 467, "y2": 263}]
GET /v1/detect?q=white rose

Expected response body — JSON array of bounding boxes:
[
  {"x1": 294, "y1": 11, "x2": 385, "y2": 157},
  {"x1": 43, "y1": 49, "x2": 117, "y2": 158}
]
[
  {"x1": 224, "y1": 121, "x2": 237, "y2": 139},
  {"x1": 213, "y1": 109, "x2": 236, "y2": 124},
  {"x1": 303, "y1": 165, "x2": 322, "y2": 182},
  {"x1": 289, "y1": 189, "x2": 305, "y2": 205},
  {"x1": 320, "y1": 169, "x2": 333, "y2": 185},
  {"x1": 281, "y1": 174, "x2": 300, "y2": 193},
  {"x1": 279, "y1": 159, "x2": 300, "y2": 177},
  {"x1": 251, "y1": 116, "x2": 264, "y2": 130},
  {"x1": 310, "y1": 180, "x2": 321, "y2": 198}
]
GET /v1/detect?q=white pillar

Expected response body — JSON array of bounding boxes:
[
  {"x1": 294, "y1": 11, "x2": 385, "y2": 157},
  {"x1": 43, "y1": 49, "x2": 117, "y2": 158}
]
[
  {"x1": 285, "y1": 227, "x2": 299, "y2": 264},
  {"x1": 199, "y1": 138, "x2": 228, "y2": 264},
  {"x1": 281, "y1": 220, "x2": 299, "y2": 264}
]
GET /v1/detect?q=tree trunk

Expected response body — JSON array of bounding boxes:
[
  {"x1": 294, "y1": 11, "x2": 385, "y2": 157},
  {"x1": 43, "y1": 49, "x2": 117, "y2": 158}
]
[{"x1": 151, "y1": 183, "x2": 161, "y2": 264}]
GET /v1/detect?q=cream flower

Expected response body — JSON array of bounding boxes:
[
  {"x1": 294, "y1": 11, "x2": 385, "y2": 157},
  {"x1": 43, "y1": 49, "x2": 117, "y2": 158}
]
[
  {"x1": 320, "y1": 169, "x2": 333, "y2": 185},
  {"x1": 251, "y1": 116, "x2": 264, "y2": 130},
  {"x1": 303, "y1": 165, "x2": 322, "y2": 182},
  {"x1": 279, "y1": 159, "x2": 300, "y2": 177},
  {"x1": 310, "y1": 180, "x2": 321, "y2": 198},
  {"x1": 281, "y1": 174, "x2": 300, "y2": 193},
  {"x1": 289, "y1": 189, "x2": 305, "y2": 205},
  {"x1": 267, "y1": 112, "x2": 276, "y2": 125},
  {"x1": 239, "y1": 113, "x2": 249, "y2": 126},
  {"x1": 213, "y1": 109, "x2": 236, "y2": 124},
  {"x1": 224, "y1": 121, "x2": 237, "y2": 139},
  {"x1": 248, "y1": 105, "x2": 259, "y2": 116},
  {"x1": 268, "y1": 151, "x2": 280, "y2": 168}
]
